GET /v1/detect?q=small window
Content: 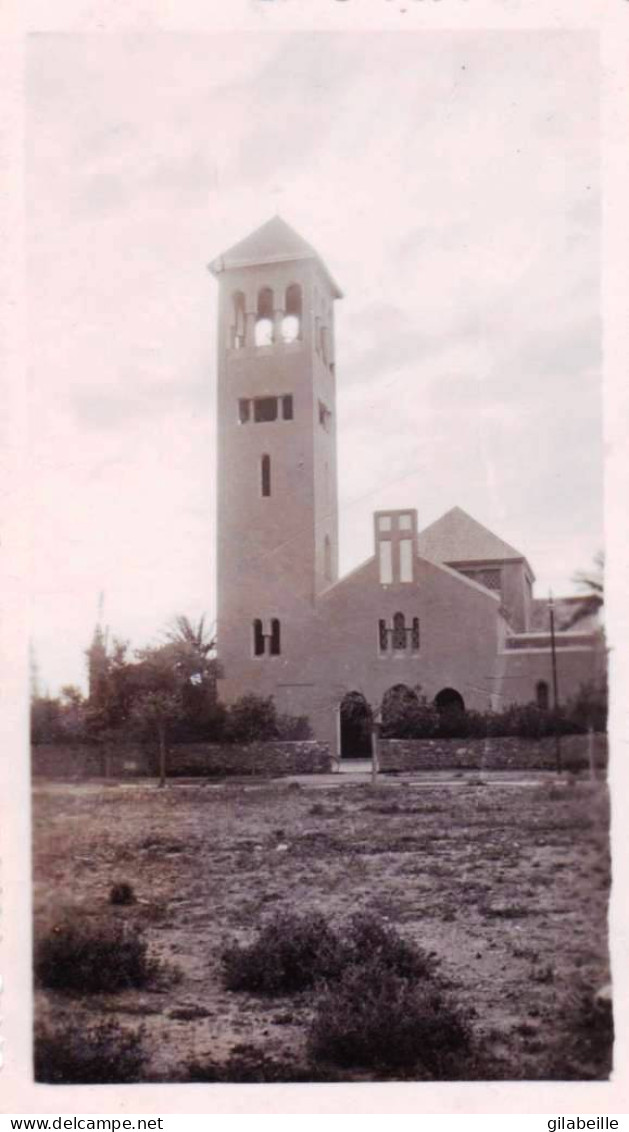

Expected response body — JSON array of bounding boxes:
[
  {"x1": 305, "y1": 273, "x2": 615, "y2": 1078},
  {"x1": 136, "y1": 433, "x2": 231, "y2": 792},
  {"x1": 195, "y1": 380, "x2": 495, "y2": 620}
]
[
  {"x1": 232, "y1": 291, "x2": 246, "y2": 349},
  {"x1": 411, "y1": 618, "x2": 420, "y2": 651},
  {"x1": 378, "y1": 619, "x2": 388, "y2": 653},
  {"x1": 253, "y1": 620, "x2": 265, "y2": 657},
  {"x1": 324, "y1": 535, "x2": 332, "y2": 581},
  {"x1": 261, "y1": 454, "x2": 271, "y2": 497},
  {"x1": 392, "y1": 612, "x2": 406, "y2": 651},
  {"x1": 270, "y1": 619, "x2": 281, "y2": 656},
  {"x1": 399, "y1": 513, "x2": 413, "y2": 531},
  {"x1": 282, "y1": 395, "x2": 294, "y2": 421},
  {"x1": 255, "y1": 287, "x2": 274, "y2": 348},
  {"x1": 379, "y1": 540, "x2": 393, "y2": 584},
  {"x1": 318, "y1": 401, "x2": 331, "y2": 431},
  {"x1": 238, "y1": 399, "x2": 250, "y2": 424},
  {"x1": 378, "y1": 516, "x2": 392, "y2": 533},
  {"x1": 399, "y1": 538, "x2": 413, "y2": 583},
  {"x1": 282, "y1": 285, "x2": 302, "y2": 342},
  {"x1": 254, "y1": 398, "x2": 278, "y2": 423}
]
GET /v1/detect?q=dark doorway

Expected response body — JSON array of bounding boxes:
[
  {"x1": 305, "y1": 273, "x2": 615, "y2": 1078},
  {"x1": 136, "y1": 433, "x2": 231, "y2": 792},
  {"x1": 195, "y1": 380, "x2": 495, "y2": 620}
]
[
  {"x1": 435, "y1": 687, "x2": 465, "y2": 716},
  {"x1": 340, "y1": 691, "x2": 372, "y2": 759}
]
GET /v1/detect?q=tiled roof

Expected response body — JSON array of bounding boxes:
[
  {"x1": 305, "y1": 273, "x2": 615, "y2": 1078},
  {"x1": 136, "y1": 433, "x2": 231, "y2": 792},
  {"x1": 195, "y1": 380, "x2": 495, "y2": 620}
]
[
  {"x1": 416, "y1": 506, "x2": 527, "y2": 568},
  {"x1": 208, "y1": 216, "x2": 343, "y2": 297}
]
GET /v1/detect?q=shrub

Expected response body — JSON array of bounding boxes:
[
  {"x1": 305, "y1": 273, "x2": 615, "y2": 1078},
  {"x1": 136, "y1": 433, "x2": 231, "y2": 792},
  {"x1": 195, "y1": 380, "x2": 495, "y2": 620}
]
[
  {"x1": 224, "y1": 694, "x2": 279, "y2": 743},
  {"x1": 275, "y1": 712, "x2": 313, "y2": 740},
  {"x1": 109, "y1": 882, "x2": 136, "y2": 906},
  {"x1": 35, "y1": 1020, "x2": 145, "y2": 1084},
  {"x1": 308, "y1": 961, "x2": 472, "y2": 1076},
  {"x1": 35, "y1": 919, "x2": 156, "y2": 994},
  {"x1": 222, "y1": 911, "x2": 432, "y2": 995},
  {"x1": 336, "y1": 913, "x2": 434, "y2": 981},
  {"x1": 222, "y1": 911, "x2": 340, "y2": 994},
  {"x1": 381, "y1": 688, "x2": 439, "y2": 740}
]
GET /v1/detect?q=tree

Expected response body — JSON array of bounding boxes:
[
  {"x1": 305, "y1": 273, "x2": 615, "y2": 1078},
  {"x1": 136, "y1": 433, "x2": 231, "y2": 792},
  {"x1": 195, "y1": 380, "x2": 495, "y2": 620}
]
[
  {"x1": 161, "y1": 615, "x2": 223, "y2": 739},
  {"x1": 564, "y1": 551, "x2": 604, "y2": 628},
  {"x1": 130, "y1": 688, "x2": 183, "y2": 788}
]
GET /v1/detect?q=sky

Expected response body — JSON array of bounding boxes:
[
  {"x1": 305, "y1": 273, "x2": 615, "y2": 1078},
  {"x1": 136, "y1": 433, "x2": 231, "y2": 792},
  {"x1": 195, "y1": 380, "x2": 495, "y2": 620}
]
[{"x1": 27, "y1": 30, "x2": 602, "y2": 695}]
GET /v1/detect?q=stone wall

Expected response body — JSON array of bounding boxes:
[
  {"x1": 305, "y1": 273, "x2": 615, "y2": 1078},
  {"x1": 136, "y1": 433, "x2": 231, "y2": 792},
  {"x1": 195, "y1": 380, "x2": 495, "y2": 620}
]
[
  {"x1": 378, "y1": 733, "x2": 608, "y2": 773},
  {"x1": 31, "y1": 740, "x2": 332, "y2": 780}
]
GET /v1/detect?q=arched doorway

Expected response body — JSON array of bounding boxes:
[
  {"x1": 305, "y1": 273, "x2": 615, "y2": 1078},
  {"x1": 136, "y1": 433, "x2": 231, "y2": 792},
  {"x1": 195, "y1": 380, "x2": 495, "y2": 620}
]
[
  {"x1": 340, "y1": 691, "x2": 372, "y2": 760},
  {"x1": 435, "y1": 687, "x2": 465, "y2": 716}
]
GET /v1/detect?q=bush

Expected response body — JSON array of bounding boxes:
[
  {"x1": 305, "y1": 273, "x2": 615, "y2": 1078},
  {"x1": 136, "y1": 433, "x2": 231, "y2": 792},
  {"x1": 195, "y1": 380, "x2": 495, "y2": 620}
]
[
  {"x1": 224, "y1": 694, "x2": 279, "y2": 743},
  {"x1": 109, "y1": 882, "x2": 136, "y2": 906},
  {"x1": 35, "y1": 1020, "x2": 145, "y2": 1084},
  {"x1": 222, "y1": 911, "x2": 340, "y2": 994},
  {"x1": 35, "y1": 919, "x2": 157, "y2": 994},
  {"x1": 380, "y1": 695, "x2": 589, "y2": 741},
  {"x1": 275, "y1": 713, "x2": 313, "y2": 740},
  {"x1": 308, "y1": 961, "x2": 472, "y2": 1076},
  {"x1": 222, "y1": 911, "x2": 433, "y2": 995},
  {"x1": 335, "y1": 913, "x2": 434, "y2": 981}
]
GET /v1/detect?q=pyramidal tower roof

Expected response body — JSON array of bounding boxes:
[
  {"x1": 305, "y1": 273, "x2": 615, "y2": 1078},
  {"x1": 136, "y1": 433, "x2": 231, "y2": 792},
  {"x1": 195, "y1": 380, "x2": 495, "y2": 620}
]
[
  {"x1": 416, "y1": 507, "x2": 532, "y2": 572},
  {"x1": 208, "y1": 215, "x2": 343, "y2": 297}
]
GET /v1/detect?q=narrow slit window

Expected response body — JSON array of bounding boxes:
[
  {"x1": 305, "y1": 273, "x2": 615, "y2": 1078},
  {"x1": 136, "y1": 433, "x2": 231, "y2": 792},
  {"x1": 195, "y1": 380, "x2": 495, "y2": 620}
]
[
  {"x1": 232, "y1": 291, "x2": 246, "y2": 349},
  {"x1": 261, "y1": 454, "x2": 271, "y2": 497},
  {"x1": 378, "y1": 619, "x2": 388, "y2": 653},
  {"x1": 282, "y1": 395, "x2": 294, "y2": 420},
  {"x1": 270, "y1": 619, "x2": 281, "y2": 656},
  {"x1": 253, "y1": 620, "x2": 265, "y2": 657},
  {"x1": 411, "y1": 618, "x2": 420, "y2": 651},
  {"x1": 324, "y1": 535, "x2": 332, "y2": 581},
  {"x1": 254, "y1": 397, "x2": 278, "y2": 423},
  {"x1": 379, "y1": 540, "x2": 393, "y2": 585},
  {"x1": 392, "y1": 612, "x2": 406, "y2": 651},
  {"x1": 536, "y1": 680, "x2": 549, "y2": 710},
  {"x1": 399, "y1": 538, "x2": 413, "y2": 583}
]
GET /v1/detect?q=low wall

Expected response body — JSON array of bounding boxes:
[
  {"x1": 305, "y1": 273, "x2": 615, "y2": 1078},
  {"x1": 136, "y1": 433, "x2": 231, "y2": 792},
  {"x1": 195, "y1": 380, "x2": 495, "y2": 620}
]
[
  {"x1": 31, "y1": 740, "x2": 332, "y2": 780},
  {"x1": 378, "y1": 733, "x2": 608, "y2": 773}
]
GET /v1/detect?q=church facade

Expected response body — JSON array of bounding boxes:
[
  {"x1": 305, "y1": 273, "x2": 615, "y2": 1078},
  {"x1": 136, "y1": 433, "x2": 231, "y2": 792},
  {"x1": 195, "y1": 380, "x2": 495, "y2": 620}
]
[{"x1": 209, "y1": 217, "x2": 603, "y2": 757}]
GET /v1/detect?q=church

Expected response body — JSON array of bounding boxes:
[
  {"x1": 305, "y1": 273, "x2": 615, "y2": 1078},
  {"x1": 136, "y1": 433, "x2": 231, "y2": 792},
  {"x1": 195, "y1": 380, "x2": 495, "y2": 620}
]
[{"x1": 209, "y1": 217, "x2": 602, "y2": 758}]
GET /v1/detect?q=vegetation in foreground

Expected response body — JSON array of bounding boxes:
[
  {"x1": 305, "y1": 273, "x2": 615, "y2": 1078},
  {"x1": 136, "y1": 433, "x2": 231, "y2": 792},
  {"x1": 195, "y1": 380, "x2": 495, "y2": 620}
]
[{"x1": 32, "y1": 774, "x2": 612, "y2": 1082}]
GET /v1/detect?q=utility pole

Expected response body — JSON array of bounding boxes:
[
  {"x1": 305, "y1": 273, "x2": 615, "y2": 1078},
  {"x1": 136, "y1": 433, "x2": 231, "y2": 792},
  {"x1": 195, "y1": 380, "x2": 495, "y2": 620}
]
[{"x1": 548, "y1": 592, "x2": 562, "y2": 774}]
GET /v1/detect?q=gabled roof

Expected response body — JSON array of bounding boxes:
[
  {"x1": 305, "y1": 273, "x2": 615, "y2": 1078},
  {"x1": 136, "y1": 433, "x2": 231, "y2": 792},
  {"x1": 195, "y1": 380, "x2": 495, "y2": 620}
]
[
  {"x1": 415, "y1": 506, "x2": 530, "y2": 570},
  {"x1": 208, "y1": 215, "x2": 343, "y2": 298}
]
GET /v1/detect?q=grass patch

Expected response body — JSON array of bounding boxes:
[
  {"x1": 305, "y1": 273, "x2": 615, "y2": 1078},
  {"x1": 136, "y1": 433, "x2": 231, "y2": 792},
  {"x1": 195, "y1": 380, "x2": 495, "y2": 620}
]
[
  {"x1": 185, "y1": 1043, "x2": 334, "y2": 1083},
  {"x1": 35, "y1": 1020, "x2": 146, "y2": 1084},
  {"x1": 35, "y1": 919, "x2": 158, "y2": 994}
]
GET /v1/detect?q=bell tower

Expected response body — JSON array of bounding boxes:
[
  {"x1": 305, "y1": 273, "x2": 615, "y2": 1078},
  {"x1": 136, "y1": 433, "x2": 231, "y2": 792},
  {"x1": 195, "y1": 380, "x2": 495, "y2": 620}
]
[{"x1": 208, "y1": 216, "x2": 342, "y2": 698}]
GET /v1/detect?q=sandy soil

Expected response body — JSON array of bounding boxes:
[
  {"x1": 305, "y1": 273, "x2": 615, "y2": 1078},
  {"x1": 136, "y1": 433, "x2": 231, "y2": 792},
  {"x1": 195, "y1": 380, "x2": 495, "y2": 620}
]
[{"x1": 32, "y1": 771, "x2": 612, "y2": 1081}]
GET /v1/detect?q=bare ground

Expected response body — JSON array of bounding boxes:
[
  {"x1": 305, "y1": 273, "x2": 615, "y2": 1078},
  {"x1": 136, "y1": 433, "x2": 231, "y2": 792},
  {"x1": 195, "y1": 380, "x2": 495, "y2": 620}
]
[{"x1": 32, "y1": 770, "x2": 612, "y2": 1081}]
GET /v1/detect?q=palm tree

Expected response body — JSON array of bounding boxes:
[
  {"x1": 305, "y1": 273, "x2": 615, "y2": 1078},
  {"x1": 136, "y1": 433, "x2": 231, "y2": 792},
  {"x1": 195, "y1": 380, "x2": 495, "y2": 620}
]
[
  {"x1": 564, "y1": 551, "x2": 604, "y2": 628},
  {"x1": 162, "y1": 614, "x2": 222, "y2": 699},
  {"x1": 165, "y1": 614, "x2": 216, "y2": 657}
]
